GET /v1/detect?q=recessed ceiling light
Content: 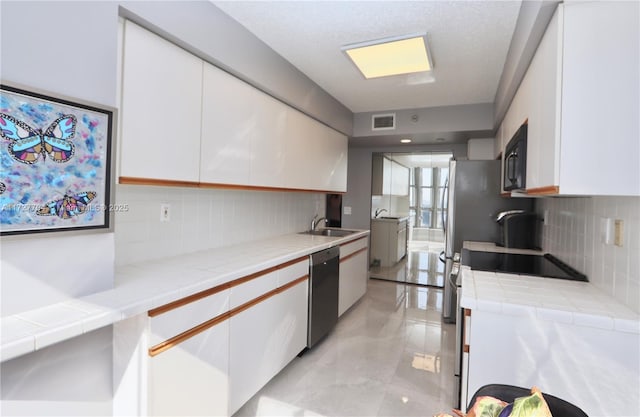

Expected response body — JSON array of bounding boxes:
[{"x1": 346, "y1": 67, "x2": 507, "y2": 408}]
[
  {"x1": 342, "y1": 33, "x2": 433, "y2": 79},
  {"x1": 400, "y1": 138, "x2": 412, "y2": 143}
]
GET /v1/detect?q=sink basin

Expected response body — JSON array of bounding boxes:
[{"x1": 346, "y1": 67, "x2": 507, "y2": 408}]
[{"x1": 299, "y1": 228, "x2": 357, "y2": 237}]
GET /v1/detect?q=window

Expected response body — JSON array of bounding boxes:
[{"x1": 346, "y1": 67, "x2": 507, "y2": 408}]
[{"x1": 408, "y1": 154, "x2": 451, "y2": 230}]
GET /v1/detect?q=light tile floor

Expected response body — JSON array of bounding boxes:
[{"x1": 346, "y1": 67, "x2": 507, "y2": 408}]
[
  {"x1": 370, "y1": 242, "x2": 446, "y2": 287},
  {"x1": 234, "y1": 278, "x2": 457, "y2": 417}
]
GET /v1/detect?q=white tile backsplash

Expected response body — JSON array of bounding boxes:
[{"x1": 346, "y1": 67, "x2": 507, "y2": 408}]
[
  {"x1": 114, "y1": 185, "x2": 325, "y2": 266},
  {"x1": 537, "y1": 196, "x2": 640, "y2": 313}
]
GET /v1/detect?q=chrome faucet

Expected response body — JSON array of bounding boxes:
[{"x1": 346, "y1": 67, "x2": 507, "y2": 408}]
[
  {"x1": 374, "y1": 208, "x2": 388, "y2": 218},
  {"x1": 311, "y1": 215, "x2": 327, "y2": 231}
]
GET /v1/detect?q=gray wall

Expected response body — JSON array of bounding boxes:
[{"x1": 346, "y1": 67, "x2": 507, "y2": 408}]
[
  {"x1": 0, "y1": 0, "x2": 353, "y2": 315},
  {"x1": 342, "y1": 143, "x2": 467, "y2": 231},
  {"x1": 493, "y1": 0, "x2": 560, "y2": 127}
]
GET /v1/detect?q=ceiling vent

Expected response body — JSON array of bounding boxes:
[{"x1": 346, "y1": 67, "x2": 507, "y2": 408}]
[{"x1": 372, "y1": 113, "x2": 396, "y2": 131}]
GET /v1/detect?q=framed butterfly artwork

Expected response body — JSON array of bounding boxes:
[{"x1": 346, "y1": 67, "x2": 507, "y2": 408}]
[{"x1": 0, "y1": 84, "x2": 114, "y2": 235}]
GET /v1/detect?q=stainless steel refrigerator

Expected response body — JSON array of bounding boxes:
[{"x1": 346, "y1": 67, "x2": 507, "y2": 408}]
[{"x1": 442, "y1": 159, "x2": 533, "y2": 323}]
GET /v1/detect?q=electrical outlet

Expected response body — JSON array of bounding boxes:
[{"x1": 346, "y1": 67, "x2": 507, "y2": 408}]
[
  {"x1": 343, "y1": 206, "x2": 352, "y2": 215},
  {"x1": 160, "y1": 203, "x2": 171, "y2": 222},
  {"x1": 614, "y1": 219, "x2": 624, "y2": 247},
  {"x1": 600, "y1": 217, "x2": 613, "y2": 245},
  {"x1": 543, "y1": 210, "x2": 550, "y2": 226}
]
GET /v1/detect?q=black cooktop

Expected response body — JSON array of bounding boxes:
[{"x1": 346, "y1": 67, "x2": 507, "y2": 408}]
[{"x1": 461, "y1": 249, "x2": 588, "y2": 282}]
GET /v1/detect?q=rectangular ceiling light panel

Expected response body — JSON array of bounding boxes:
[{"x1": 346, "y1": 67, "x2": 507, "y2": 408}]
[{"x1": 343, "y1": 34, "x2": 433, "y2": 79}]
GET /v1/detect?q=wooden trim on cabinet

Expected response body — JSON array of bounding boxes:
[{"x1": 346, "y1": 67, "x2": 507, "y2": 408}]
[
  {"x1": 228, "y1": 275, "x2": 308, "y2": 318},
  {"x1": 148, "y1": 283, "x2": 228, "y2": 317},
  {"x1": 199, "y1": 181, "x2": 345, "y2": 194},
  {"x1": 148, "y1": 255, "x2": 308, "y2": 317},
  {"x1": 462, "y1": 308, "x2": 471, "y2": 354},
  {"x1": 340, "y1": 247, "x2": 368, "y2": 263},
  {"x1": 148, "y1": 311, "x2": 231, "y2": 357},
  {"x1": 119, "y1": 176, "x2": 200, "y2": 188},
  {"x1": 119, "y1": 176, "x2": 346, "y2": 194},
  {"x1": 526, "y1": 186, "x2": 560, "y2": 195},
  {"x1": 148, "y1": 275, "x2": 308, "y2": 357}
]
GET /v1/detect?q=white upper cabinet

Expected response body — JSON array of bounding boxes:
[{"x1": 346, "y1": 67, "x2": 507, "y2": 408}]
[
  {"x1": 390, "y1": 161, "x2": 409, "y2": 196},
  {"x1": 200, "y1": 62, "x2": 253, "y2": 186},
  {"x1": 284, "y1": 107, "x2": 348, "y2": 192},
  {"x1": 504, "y1": 2, "x2": 639, "y2": 196},
  {"x1": 120, "y1": 21, "x2": 348, "y2": 193},
  {"x1": 557, "y1": 1, "x2": 638, "y2": 195},
  {"x1": 372, "y1": 155, "x2": 408, "y2": 196},
  {"x1": 120, "y1": 21, "x2": 203, "y2": 183},
  {"x1": 524, "y1": 7, "x2": 561, "y2": 192}
]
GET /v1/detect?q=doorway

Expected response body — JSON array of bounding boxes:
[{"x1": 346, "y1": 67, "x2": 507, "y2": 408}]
[{"x1": 369, "y1": 152, "x2": 453, "y2": 288}]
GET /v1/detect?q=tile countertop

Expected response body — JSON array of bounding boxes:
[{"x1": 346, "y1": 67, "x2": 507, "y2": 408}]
[
  {"x1": 460, "y1": 240, "x2": 639, "y2": 333},
  {"x1": 0, "y1": 229, "x2": 369, "y2": 362},
  {"x1": 459, "y1": 266, "x2": 639, "y2": 334}
]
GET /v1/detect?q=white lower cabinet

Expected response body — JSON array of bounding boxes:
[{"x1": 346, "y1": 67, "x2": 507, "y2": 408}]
[
  {"x1": 462, "y1": 308, "x2": 639, "y2": 416},
  {"x1": 148, "y1": 322, "x2": 230, "y2": 416},
  {"x1": 339, "y1": 238, "x2": 369, "y2": 316},
  {"x1": 370, "y1": 218, "x2": 408, "y2": 267},
  {"x1": 147, "y1": 257, "x2": 309, "y2": 417},
  {"x1": 229, "y1": 279, "x2": 308, "y2": 414},
  {"x1": 147, "y1": 289, "x2": 230, "y2": 416}
]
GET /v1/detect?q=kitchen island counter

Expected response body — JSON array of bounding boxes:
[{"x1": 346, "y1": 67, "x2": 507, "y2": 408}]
[{"x1": 459, "y1": 264, "x2": 639, "y2": 417}]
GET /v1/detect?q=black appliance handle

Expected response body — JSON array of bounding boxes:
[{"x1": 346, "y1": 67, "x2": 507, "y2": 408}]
[
  {"x1": 506, "y1": 151, "x2": 518, "y2": 184},
  {"x1": 439, "y1": 250, "x2": 447, "y2": 264}
]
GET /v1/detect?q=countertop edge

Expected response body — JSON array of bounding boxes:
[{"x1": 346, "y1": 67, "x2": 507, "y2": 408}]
[
  {"x1": 1, "y1": 229, "x2": 369, "y2": 362},
  {"x1": 459, "y1": 267, "x2": 640, "y2": 334}
]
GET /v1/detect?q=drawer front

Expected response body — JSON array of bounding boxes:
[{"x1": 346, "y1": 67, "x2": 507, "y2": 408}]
[
  {"x1": 150, "y1": 289, "x2": 230, "y2": 342},
  {"x1": 277, "y1": 259, "x2": 308, "y2": 287},
  {"x1": 230, "y1": 270, "x2": 279, "y2": 310},
  {"x1": 341, "y1": 237, "x2": 368, "y2": 258}
]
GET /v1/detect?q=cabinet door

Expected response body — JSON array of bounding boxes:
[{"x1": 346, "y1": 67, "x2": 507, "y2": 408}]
[
  {"x1": 396, "y1": 223, "x2": 407, "y2": 261},
  {"x1": 229, "y1": 279, "x2": 307, "y2": 414},
  {"x1": 339, "y1": 243, "x2": 368, "y2": 317},
  {"x1": 382, "y1": 157, "x2": 392, "y2": 195},
  {"x1": 283, "y1": 108, "x2": 312, "y2": 190},
  {"x1": 559, "y1": 1, "x2": 639, "y2": 195},
  {"x1": 283, "y1": 108, "x2": 347, "y2": 192},
  {"x1": 249, "y1": 93, "x2": 287, "y2": 188},
  {"x1": 149, "y1": 322, "x2": 229, "y2": 417},
  {"x1": 120, "y1": 21, "x2": 203, "y2": 182},
  {"x1": 148, "y1": 289, "x2": 230, "y2": 416},
  {"x1": 525, "y1": 6, "x2": 562, "y2": 191},
  {"x1": 200, "y1": 63, "x2": 253, "y2": 185}
]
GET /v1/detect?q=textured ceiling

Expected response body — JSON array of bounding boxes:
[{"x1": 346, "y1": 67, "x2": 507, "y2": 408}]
[{"x1": 213, "y1": 1, "x2": 521, "y2": 113}]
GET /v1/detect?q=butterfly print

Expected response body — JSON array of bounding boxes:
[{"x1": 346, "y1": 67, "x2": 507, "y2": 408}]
[
  {"x1": 37, "y1": 191, "x2": 96, "y2": 219},
  {"x1": 0, "y1": 113, "x2": 76, "y2": 164}
]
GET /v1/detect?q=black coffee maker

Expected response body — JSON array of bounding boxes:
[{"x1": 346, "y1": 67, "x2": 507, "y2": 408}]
[{"x1": 495, "y1": 210, "x2": 540, "y2": 249}]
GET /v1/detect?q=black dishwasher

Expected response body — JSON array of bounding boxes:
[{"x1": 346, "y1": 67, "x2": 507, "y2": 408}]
[{"x1": 307, "y1": 246, "x2": 340, "y2": 348}]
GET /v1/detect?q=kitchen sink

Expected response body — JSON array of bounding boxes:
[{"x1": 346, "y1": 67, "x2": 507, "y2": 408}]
[{"x1": 299, "y1": 228, "x2": 357, "y2": 237}]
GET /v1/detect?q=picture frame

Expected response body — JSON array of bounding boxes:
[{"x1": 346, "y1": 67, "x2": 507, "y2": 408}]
[{"x1": 0, "y1": 84, "x2": 114, "y2": 235}]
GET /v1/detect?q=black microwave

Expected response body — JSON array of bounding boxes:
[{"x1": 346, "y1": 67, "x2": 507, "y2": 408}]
[{"x1": 503, "y1": 123, "x2": 527, "y2": 191}]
